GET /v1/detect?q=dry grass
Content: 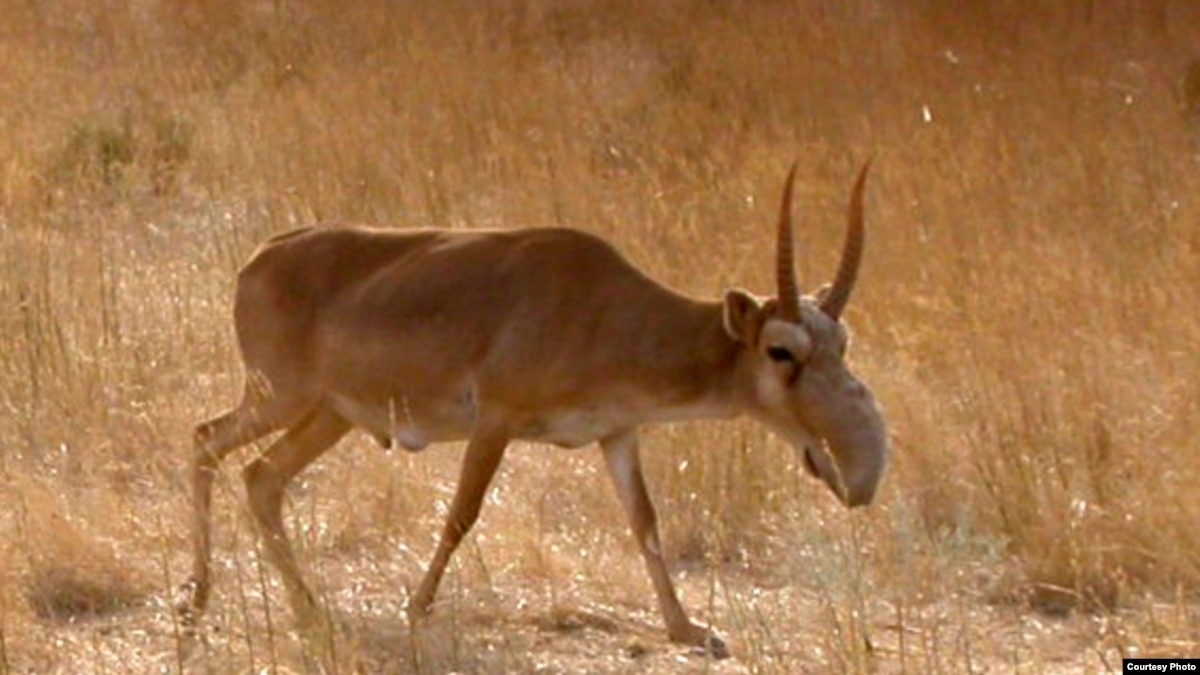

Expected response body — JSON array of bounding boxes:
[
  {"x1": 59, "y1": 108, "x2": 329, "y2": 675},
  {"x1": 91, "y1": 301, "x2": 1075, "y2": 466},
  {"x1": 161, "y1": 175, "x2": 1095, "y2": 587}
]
[{"x1": 2, "y1": 0, "x2": 1200, "y2": 672}]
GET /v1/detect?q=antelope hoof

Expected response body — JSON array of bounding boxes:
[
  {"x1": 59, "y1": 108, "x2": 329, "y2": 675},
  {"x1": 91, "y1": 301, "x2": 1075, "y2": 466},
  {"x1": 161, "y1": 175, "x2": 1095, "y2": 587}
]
[
  {"x1": 286, "y1": 588, "x2": 323, "y2": 629},
  {"x1": 174, "y1": 577, "x2": 205, "y2": 626},
  {"x1": 671, "y1": 623, "x2": 730, "y2": 659},
  {"x1": 294, "y1": 606, "x2": 321, "y2": 632},
  {"x1": 699, "y1": 633, "x2": 730, "y2": 659},
  {"x1": 406, "y1": 594, "x2": 435, "y2": 622}
]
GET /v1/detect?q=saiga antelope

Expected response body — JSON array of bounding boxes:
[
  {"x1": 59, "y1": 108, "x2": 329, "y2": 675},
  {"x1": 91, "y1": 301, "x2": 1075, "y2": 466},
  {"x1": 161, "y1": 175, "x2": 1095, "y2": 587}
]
[{"x1": 179, "y1": 162, "x2": 888, "y2": 658}]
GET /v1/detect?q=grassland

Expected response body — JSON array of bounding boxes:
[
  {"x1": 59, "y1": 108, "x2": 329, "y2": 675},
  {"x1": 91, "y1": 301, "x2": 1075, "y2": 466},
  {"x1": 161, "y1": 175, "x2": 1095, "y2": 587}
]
[{"x1": 2, "y1": 1, "x2": 1199, "y2": 672}]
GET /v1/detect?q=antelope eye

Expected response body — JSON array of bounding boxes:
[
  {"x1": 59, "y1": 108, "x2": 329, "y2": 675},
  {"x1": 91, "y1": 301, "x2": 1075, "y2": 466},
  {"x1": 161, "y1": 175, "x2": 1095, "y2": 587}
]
[{"x1": 766, "y1": 346, "x2": 795, "y2": 363}]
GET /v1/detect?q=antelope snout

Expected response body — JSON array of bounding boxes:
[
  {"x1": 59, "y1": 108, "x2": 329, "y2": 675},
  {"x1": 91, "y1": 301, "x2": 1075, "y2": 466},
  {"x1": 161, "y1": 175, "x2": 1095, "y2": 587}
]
[
  {"x1": 842, "y1": 471, "x2": 880, "y2": 508},
  {"x1": 807, "y1": 412, "x2": 888, "y2": 508}
]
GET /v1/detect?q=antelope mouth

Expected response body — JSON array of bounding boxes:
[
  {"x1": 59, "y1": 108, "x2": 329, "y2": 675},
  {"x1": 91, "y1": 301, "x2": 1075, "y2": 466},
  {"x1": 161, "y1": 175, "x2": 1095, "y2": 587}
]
[
  {"x1": 800, "y1": 441, "x2": 855, "y2": 506},
  {"x1": 781, "y1": 426, "x2": 848, "y2": 501}
]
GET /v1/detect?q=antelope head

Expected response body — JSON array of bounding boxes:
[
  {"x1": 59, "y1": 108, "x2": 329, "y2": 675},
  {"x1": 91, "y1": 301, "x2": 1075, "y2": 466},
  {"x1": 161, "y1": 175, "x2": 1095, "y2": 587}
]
[{"x1": 723, "y1": 163, "x2": 887, "y2": 507}]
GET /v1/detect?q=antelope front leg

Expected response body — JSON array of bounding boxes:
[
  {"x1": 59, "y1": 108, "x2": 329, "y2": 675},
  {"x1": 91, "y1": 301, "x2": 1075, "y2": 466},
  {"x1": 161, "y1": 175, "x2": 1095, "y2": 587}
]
[
  {"x1": 409, "y1": 421, "x2": 509, "y2": 618},
  {"x1": 600, "y1": 430, "x2": 729, "y2": 659}
]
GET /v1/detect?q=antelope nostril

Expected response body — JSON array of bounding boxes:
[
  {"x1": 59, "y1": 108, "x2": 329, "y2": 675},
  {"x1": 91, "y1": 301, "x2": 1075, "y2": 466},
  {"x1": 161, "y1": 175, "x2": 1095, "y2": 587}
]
[{"x1": 803, "y1": 448, "x2": 819, "y2": 477}]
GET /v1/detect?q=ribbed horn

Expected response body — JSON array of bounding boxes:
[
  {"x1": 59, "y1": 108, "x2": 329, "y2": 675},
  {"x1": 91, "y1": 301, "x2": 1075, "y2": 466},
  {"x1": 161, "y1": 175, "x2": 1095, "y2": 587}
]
[
  {"x1": 820, "y1": 161, "x2": 870, "y2": 320},
  {"x1": 775, "y1": 162, "x2": 801, "y2": 322}
]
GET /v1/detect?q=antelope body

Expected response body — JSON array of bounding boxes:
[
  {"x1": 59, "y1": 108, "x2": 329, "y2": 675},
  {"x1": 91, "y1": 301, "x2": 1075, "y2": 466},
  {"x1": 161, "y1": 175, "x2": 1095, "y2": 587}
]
[{"x1": 181, "y1": 164, "x2": 888, "y2": 657}]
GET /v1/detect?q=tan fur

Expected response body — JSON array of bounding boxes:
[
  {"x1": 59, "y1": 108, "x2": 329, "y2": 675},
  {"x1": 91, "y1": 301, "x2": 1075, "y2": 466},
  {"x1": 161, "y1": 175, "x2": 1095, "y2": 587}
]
[{"x1": 179, "y1": 165, "x2": 888, "y2": 658}]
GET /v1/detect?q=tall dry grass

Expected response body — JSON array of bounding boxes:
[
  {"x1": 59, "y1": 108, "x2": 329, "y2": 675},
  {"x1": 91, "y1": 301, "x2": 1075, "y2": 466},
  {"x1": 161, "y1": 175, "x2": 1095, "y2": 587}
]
[{"x1": 2, "y1": 0, "x2": 1199, "y2": 671}]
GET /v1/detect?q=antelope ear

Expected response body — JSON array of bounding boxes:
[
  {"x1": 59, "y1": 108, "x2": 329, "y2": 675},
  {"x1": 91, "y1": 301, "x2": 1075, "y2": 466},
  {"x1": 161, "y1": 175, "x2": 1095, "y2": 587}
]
[{"x1": 722, "y1": 289, "x2": 765, "y2": 344}]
